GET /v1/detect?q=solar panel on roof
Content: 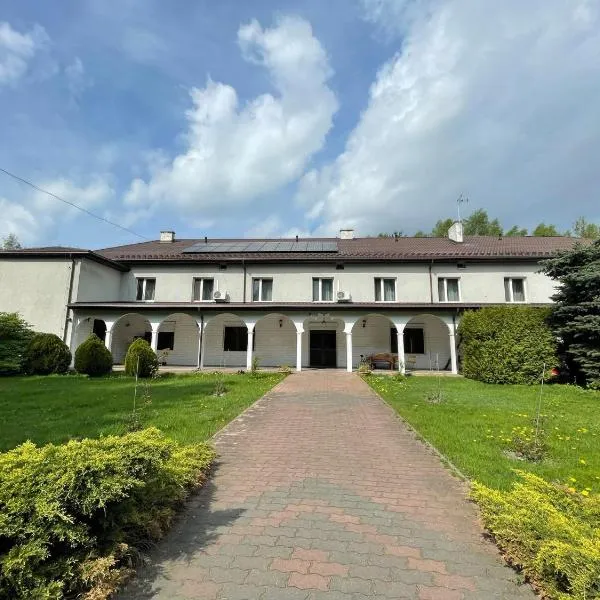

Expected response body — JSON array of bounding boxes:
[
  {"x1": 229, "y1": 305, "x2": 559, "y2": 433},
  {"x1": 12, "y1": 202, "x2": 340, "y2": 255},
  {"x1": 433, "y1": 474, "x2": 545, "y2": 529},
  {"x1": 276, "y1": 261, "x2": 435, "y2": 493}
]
[{"x1": 182, "y1": 240, "x2": 338, "y2": 253}]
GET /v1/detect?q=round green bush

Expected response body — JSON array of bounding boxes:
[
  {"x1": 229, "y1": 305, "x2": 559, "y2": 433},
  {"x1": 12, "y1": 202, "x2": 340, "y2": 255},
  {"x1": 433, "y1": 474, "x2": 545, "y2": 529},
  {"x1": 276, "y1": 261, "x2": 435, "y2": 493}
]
[
  {"x1": 23, "y1": 333, "x2": 71, "y2": 375},
  {"x1": 125, "y1": 338, "x2": 158, "y2": 378},
  {"x1": 458, "y1": 306, "x2": 557, "y2": 385},
  {"x1": 74, "y1": 334, "x2": 113, "y2": 376}
]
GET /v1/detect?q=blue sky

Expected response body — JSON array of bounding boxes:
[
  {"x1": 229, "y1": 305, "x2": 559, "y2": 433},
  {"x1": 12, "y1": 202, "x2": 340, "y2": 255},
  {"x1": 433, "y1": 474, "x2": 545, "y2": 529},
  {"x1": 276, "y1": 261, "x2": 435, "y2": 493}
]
[{"x1": 1, "y1": 0, "x2": 599, "y2": 248}]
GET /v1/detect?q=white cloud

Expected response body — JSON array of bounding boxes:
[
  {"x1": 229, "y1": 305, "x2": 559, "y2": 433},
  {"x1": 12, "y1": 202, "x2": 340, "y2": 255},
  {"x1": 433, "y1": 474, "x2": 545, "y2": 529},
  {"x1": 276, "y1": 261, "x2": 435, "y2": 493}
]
[
  {"x1": 301, "y1": 0, "x2": 600, "y2": 235},
  {"x1": 0, "y1": 21, "x2": 49, "y2": 86},
  {"x1": 125, "y1": 15, "x2": 338, "y2": 221},
  {"x1": 65, "y1": 57, "x2": 92, "y2": 100},
  {"x1": 0, "y1": 177, "x2": 114, "y2": 244}
]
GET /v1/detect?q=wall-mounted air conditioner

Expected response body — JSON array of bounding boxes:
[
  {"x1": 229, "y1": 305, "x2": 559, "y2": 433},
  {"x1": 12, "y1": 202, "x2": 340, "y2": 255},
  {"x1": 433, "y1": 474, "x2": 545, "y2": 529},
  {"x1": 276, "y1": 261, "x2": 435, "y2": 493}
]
[
  {"x1": 213, "y1": 290, "x2": 228, "y2": 302},
  {"x1": 336, "y1": 290, "x2": 351, "y2": 302}
]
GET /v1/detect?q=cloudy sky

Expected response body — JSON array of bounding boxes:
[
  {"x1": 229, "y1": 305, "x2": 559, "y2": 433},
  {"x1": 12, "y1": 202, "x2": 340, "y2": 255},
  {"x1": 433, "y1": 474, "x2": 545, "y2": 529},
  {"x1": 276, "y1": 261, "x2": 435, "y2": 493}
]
[{"x1": 1, "y1": 0, "x2": 599, "y2": 247}]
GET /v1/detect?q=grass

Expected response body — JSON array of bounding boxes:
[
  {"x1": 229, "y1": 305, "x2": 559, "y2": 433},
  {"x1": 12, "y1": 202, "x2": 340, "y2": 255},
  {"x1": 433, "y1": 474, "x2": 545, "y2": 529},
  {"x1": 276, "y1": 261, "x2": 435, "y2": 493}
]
[
  {"x1": 366, "y1": 375, "x2": 600, "y2": 494},
  {"x1": 0, "y1": 371, "x2": 285, "y2": 451}
]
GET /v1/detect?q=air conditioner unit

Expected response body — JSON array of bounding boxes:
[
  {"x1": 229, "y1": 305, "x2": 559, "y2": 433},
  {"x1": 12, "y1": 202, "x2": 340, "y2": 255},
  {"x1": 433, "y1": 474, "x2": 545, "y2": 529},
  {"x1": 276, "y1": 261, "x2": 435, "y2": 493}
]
[
  {"x1": 336, "y1": 290, "x2": 351, "y2": 302},
  {"x1": 212, "y1": 290, "x2": 228, "y2": 302}
]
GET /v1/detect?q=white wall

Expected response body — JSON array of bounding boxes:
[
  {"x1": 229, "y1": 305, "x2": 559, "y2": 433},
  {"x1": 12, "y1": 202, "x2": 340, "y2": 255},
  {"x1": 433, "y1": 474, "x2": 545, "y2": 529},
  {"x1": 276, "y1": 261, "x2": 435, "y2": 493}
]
[
  {"x1": 74, "y1": 260, "x2": 122, "y2": 301},
  {"x1": 117, "y1": 260, "x2": 554, "y2": 305},
  {"x1": 0, "y1": 258, "x2": 71, "y2": 336},
  {"x1": 157, "y1": 313, "x2": 199, "y2": 366}
]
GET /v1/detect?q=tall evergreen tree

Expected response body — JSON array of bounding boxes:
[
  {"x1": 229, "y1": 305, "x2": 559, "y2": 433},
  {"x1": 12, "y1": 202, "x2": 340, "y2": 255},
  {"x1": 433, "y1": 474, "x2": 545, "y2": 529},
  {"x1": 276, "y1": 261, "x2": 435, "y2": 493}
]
[{"x1": 542, "y1": 239, "x2": 600, "y2": 387}]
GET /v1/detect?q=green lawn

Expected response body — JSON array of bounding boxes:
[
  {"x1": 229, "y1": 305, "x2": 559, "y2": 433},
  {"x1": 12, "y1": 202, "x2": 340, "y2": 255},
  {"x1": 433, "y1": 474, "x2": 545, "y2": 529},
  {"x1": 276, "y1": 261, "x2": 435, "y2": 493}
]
[
  {"x1": 0, "y1": 372, "x2": 285, "y2": 451},
  {"x1": 366, "y1": 375, "x2": 600, "y2": 493}
]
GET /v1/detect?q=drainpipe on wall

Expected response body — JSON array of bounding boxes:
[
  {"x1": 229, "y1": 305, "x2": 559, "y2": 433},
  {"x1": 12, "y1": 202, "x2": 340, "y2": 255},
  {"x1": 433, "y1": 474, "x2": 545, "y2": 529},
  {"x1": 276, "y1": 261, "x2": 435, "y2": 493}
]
[
  {"x1": 242, "y1": 259, "x2": 247, "y2": 303},
  {"x1": 197, "y1": 311, "x2": 204, "y2": 368},
  {"x1": 63, "y1": 256, "x2": 76, "y2": 343},
  {"x1": 428, "y1": 260, "x2": 434, "y2": 304}
]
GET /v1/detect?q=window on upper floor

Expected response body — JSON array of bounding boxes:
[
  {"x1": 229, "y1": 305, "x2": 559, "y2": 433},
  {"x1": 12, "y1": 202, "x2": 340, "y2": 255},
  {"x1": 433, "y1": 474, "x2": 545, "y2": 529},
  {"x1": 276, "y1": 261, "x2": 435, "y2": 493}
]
[
  {"x1": 252, "y1": 278, "x2": 273, "y2": 301},
  {"x1": 374, "y1": 278, "x2": 396, "y2": 302},
  {"x1": 192, "y1": 278, "x2": 214, "y2": 301},
  {"x1": 312, "y1": 278, "x2": 334, "y2": 301},
  {"x1": 438, "y1": 277, "x2": 460, "y2": 302},
  {"x1": 505, "y1": 277, "x2": 526, "y2": 302},
  {"x1": 136, "y1": 278, "x2": 155, "y2": 301}
]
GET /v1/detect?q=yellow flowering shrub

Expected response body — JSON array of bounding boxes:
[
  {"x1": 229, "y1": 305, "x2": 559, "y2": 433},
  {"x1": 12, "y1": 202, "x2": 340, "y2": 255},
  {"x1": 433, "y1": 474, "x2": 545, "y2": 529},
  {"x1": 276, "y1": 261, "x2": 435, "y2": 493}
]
[
  {"x1": 0, "y1": 428, "x2": 215, "y2": 599},
  {"x1": 472, "y1": 471, "x2": 600, "y2": 599}
]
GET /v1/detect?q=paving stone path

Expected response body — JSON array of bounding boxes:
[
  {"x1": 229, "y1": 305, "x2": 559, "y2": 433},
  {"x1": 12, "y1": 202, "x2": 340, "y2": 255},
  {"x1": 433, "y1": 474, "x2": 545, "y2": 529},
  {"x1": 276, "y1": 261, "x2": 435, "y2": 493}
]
[{"x1": 121, "y1": 371, "x2": 535, "y2": 600}]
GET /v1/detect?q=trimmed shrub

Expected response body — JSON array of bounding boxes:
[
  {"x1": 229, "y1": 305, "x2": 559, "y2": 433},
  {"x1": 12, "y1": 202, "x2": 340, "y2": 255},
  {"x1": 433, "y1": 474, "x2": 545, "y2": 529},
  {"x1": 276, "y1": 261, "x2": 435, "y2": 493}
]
[
  {"x1": 472, "y1": 471, "x2": 600, "y2": 600},
  {"x1": 0, "y1": 428, "x2": 215, "y2": 599},
  {"x1": 75, "y1": 334, "x2": 113, "y2": 377},
  {"x1": 0, "y1": 312, "x2": 34, "y2": 375},
  {"x1": 124, "y1": 338, "x2": 159, "y2": 378},
  {"x1": 22, "y1": 333, "x2": 71, "y2": 375},
  {"x1": 458, "y1": 306, "x2": 557, "y2": 384}
]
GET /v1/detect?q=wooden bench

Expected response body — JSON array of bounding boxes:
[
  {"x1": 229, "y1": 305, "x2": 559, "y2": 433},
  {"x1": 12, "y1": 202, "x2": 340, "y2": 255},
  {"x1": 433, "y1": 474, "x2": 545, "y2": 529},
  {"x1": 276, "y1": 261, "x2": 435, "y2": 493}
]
[{"x1": 367, "y1": 352, "x2": 398, "y2": 370}]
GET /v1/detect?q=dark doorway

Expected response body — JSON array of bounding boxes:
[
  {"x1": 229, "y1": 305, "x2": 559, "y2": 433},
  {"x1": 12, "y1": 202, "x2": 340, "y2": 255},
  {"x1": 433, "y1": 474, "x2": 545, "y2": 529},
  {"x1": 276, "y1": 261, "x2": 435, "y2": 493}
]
[
  {"x1": 92, "y1": 319, "x2": 106, "y2": 342},
  {"x1": 310, "y1": 330, "x2": 337, "y2": 368}
]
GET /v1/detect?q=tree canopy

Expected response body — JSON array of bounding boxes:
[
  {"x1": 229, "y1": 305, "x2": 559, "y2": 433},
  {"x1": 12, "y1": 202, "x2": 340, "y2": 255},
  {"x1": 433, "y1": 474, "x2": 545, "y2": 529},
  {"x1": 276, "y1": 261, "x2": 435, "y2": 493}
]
[
  {"x1": 378, "y1": 211, "x2": 599, "y2": 239},
  {"x1": 1, "y1": 234, "x2": 22, "y2": 249},
  {"x1": 542, "y1": 239, "x2": 600, "y2": 388}
]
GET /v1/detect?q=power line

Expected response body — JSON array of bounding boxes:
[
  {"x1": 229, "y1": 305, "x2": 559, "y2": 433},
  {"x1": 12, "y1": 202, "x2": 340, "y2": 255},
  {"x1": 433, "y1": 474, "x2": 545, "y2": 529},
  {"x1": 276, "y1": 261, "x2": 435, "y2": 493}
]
[{"x1": 0, "y1": 167, "x2": 150, "y2": 241}]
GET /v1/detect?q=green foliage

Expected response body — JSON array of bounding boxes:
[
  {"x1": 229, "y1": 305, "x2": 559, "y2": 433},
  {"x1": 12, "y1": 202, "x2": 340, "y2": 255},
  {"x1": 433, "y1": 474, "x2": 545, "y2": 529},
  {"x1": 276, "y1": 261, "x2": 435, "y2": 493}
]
[
  {"x1": 1, "y1": 233, "x2": 22, "y2": 249},
  {"x1": 23, "y1": 333, "x2": 71, "y2": 375},
  {"x1": 458, "y1": 306, "x2": 557, "y2": 384},
  {"x1": 0, "y1": 312, "x2": 34, "y2": 375},
  {"x1": 472, "y1": 472, "x2": 600, "y2": 600},
  {"x1": 573, "y1": 217, "x2": 600, "y2": 240},
  {"x1": 124, "y1": 338, "x2": 158, "y2": 378},
  {"x1": 0, "y1": 428, "x2": 215, "y2": 600},
  {"x1": 74, "y1": 334, "x2": 113, "y2": 377},
  {"x1": 505, "y1": 225, "x2": 528, "y2": 237},
  {"x1": 533, "y1": 223, "x2": 562, "y2": 237},
  {"x1": 250, "y1": 355, "x2": 260, "y2": 374},
  {"x1": 542, "y1": 239, "x2": 600, "y2": 387}
]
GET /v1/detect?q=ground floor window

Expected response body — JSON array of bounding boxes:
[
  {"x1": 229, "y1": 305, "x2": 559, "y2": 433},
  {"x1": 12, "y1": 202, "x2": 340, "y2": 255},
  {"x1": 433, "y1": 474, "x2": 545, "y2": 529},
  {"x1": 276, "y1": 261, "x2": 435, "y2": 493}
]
[
  {"x1": 391, "y1": 327, "x2": 425, "y2": 354},
  {"x1": 92, "y1": 319, "x2": 106, "y2": 342},
  {"x1": 157, "y1": 331, "x2": 174, "y2": 350},
  {"x1": 223, "y1": 326, "x2": 255, "y2": 351}
]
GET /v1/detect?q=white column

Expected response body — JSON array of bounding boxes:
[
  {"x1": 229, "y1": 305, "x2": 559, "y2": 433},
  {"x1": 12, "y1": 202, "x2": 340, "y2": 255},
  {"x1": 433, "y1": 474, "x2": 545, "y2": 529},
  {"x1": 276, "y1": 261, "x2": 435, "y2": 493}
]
[
  {"x1": 104, "y1": 322, "x2": 114, "y2": 353},
  {"x1": 296, "y1": 330, "x2": 303, "y2": 372},
  {"x1": 448, "y1": 327, "x2": 458, "y2": 375},
  {"x1": 394, "y1": 324, "x2": 406, "y2": 374},
  {"x1": 246, "y1": 329, "x2": 254, "y2": 370},
  {"x1": 345, "y1": 331, "x2": 353, "y2": 372},
  {"x1": 150, "y1": 323, "x2": 160, "y2": 353}
]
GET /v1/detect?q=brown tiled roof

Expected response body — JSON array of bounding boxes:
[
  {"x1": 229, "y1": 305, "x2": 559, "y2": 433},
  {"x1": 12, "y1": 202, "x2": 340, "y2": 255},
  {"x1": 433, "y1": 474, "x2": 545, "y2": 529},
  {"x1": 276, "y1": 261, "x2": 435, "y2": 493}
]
[
  {"x1": 95, "y1": 235, "x2": 585, "y2": 263},
  {"x1": 0, "y1": 247, "x2": 129, "y2": 271}
]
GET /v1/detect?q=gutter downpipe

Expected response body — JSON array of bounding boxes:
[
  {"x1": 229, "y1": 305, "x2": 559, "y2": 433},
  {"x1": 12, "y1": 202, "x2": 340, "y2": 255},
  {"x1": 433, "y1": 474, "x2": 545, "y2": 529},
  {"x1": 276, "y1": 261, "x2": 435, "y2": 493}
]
[
  {"x1": 242, "y1": 259, "x2": 247, "y2": 303},
  {"x1": 63, "y1": 256, "x2": 77, "y2": 343},
  {"x1": 428, "y1": 260, "x2": 434, "y2": 304},
  {"x1": 197, "y1": 311, "x2": 204, "y2": 369}
]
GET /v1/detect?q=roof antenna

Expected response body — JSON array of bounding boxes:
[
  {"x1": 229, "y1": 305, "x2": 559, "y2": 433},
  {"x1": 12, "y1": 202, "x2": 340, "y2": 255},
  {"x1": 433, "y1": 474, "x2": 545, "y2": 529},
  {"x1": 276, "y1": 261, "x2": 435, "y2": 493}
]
[
  {"x1": 457, "y1": 193, "x2": 469, "y2": 223},
  {"x1": 204, "y1": 236, "x2": 208, "y2": 244},
  {"x1": 296, "y1": 235, "x2": 299, "y2": 242}
]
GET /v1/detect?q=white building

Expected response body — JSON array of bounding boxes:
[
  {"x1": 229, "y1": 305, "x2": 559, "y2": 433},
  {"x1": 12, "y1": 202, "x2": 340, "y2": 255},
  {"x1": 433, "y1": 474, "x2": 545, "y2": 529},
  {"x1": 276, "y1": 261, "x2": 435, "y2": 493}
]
[{"x1": 0, "y1": 226, "x2": 577, "y2": 373}]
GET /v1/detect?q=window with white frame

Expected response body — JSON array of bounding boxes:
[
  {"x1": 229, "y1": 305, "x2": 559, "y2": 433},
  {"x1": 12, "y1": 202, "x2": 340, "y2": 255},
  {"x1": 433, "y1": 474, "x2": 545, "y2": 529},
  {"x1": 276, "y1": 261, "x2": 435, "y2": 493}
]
[
  {"x1": 438, "y1": 277, "x2": 460, "y2": 302},
  {"x1": 136, "y1": 278, "x2": 155, "y2": 301},
  {"x1": 192, "y1": 278, "x2": 214, "y2": 301},
  {"x1": 374, "y1": 277, "x2": 396, "y2": 302},
  {"x1": 312, "y1": 278, "x2": 334, "y2": 301},
  {"x1": 504, "y1": 277, "x2": 526, "y2": 302},
  {"x1": 252, "y1": 278, "x2": 273, "y2": 301}
]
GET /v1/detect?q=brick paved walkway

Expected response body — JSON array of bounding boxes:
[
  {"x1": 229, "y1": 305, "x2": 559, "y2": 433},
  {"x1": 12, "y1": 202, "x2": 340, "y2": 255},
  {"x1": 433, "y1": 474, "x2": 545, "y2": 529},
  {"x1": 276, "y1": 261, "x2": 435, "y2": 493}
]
[{"x1": 121, "y1": 371, "x2": 535, "y2": 600}]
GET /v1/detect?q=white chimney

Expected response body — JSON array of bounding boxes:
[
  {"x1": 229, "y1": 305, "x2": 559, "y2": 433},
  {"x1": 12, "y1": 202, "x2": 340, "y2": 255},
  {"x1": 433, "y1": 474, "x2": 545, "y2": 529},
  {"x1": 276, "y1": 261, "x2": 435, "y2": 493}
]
[
  {"x1": 448, "y1": 222, "x2": 463, "y2": 243},
  {"x1": 339, "y1": 229, "x2": 355, "y2": 240},
  {"x1": 160, "y1": 230, "x2": 175, "y2": 243}
]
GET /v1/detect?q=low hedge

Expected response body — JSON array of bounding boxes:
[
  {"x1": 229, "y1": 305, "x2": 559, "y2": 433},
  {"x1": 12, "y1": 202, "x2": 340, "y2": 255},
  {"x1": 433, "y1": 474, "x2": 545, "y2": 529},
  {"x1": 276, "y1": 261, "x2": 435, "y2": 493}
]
[
  {"x1": 458, "y1": 306, "x2": 557, "y2": 384},
  {"x1": 23, "y1": 333, "x2": 72, "y2": 375},
  {"x1": 74, "y1": 334, "x2": 113, "y2": 377},
  {"x1": 0, "y1": 428, "x2": 215, "y2": 599},
  {"x1": 472, "y1": 471, "x2": 600, "y2": 600},
  {"x1": 125, "y1": 338, "x2": 158, "y2": 378}
]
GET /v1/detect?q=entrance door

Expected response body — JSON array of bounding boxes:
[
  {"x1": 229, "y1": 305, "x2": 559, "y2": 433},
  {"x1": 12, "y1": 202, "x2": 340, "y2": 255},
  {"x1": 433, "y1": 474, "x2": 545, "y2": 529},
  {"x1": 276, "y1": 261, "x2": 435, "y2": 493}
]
[{"x1": 310, "y1": 330, "x2": 337, "y2": 368}]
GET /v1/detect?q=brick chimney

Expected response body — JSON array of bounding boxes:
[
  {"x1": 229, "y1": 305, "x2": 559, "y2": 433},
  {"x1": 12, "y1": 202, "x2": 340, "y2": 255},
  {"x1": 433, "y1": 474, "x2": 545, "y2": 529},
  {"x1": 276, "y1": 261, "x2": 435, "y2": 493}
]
[{"x1": 448, "y1": 222, "x2": 463, "y2": 243}]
